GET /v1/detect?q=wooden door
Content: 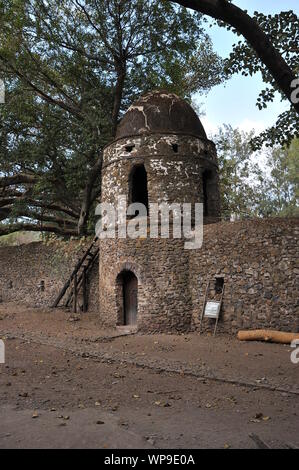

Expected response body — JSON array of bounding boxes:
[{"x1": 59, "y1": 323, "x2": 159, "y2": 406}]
[{"x1": 124, "y1": 273, "x2": 138, "y2": 325}]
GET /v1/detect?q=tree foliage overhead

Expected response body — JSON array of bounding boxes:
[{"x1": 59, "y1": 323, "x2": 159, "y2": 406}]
[
  {"x1": 173, "y1": 1, "x2": 299, "y2": 148},
  {"x1": 225, "y1": 10, "x2": 299, "y2": 149},
  {"x1": 215, "y1": 126, "x2": 299, "y2": 219},
  {"x1": 214, "y1": 125, "x2": 261, "y2": 218},
  {"x1": 257, "y1": 139, "x2": 299, "y2": 217},
  {"x1": 0, "y1": 0, "x2": 226, "y2": 236}
]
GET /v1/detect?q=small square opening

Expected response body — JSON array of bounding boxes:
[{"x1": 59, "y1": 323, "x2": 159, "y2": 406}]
[{"x1": 215, "y1": 277, "x2": 224, "y2": 294}]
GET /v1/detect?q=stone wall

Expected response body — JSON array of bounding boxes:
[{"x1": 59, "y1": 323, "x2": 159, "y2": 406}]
[
  {"x1": 99, "y1": 234, "x2": 192, "y2": 332},
  {"x1": 0, "y1": 240, "x2": 99, "y2": 311},
  {"x1": 191, "y1": 218, "x2": 299, "y2": 334},
  {"x1": 0, "y1": 219, "x2": 297, "y2": 335},
  {"x1": 102, "y1": 133, "x2": 221, "y2": 223},
  {"x1": 99, "y1": 218, "x2": 298, "y2": 334}
]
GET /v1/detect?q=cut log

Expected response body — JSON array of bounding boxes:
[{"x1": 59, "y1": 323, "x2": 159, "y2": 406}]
[{"x1": 237, "y1": 330, "x2": 299, "y2": 344}]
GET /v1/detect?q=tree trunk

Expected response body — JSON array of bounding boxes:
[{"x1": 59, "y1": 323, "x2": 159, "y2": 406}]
[
  {"x1": 111, "y1": 62, "x2": 126, "y2": 137},
  {"x1": 173, "y1": 0, "x2": 299, "y2": 112},
  {"x1": 77, "y1": 155, "x2": 103, "y2": 235},
  {"x1": 78, "y1": 60, "x2": 126, "y2": 235},
  {"x1": 237, "y1": 329, "x2": 299, "y2": 344}
]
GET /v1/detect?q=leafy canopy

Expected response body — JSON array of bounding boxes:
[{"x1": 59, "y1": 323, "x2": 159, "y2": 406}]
[
  {"x1": 214, "y1": 125, "x2": 299, "y2": 219},
  {"x1": 223, "y1": 10, "x2": 299, "y2": 149},
  {"x1": 0, "y1": 0, "x2": 226, "y2": 236}
]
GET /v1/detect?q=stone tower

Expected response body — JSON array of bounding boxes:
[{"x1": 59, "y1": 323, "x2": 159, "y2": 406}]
[{"x1": 98, "y1": 90, "x2": 221, "y2": 332}]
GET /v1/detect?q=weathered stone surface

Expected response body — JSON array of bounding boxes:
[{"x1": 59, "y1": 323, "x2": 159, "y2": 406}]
[
  {"x1": 99, "y1": 93, "x2": 298, "y2": 334},
  {"x1": 191, "y1": 219, "x2": 299, "y2": 334},
  {"x1": 99, "y1": 91, "x2": 221, "y2": 332},
  {"x1": 116, "y1": 90, "x2": 207, "y2": 140},
  {"x1": 1, "y1": 92, "x2": 297, "y2": 336},
  {"x1": 102, "y1": 133, "x2": 221, "y2": 224},
  {"x1": 0, "y1": 219, "x2": 297, "y2": 334},
  {"x1": 98, "y1": 218, "x2": 298, "y2": 334},
  {"x1": 0, "y1": 240, "x2": 98, "y2": 311}
]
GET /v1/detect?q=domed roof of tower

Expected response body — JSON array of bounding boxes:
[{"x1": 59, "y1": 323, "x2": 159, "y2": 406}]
[{"x1": 116, "y1": 90, "x2": 207, "y2": 140}]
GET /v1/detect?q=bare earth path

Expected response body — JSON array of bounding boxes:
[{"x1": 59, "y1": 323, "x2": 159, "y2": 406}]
[{"x1": 0, "y1": 302, "x2": 298, "y2": 449}]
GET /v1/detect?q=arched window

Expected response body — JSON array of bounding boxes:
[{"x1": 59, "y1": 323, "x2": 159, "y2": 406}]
[{"x1": 129, "y1": 164, "x2": 149, "y2": 211}]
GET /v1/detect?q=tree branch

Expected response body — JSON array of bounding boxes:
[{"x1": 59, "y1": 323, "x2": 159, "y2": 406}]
[
  {"x1": 173, "y1": 0, "x2": 299, "y2": 112},
  {"x1": 0, "y1": 174, "x2": 37, "y2": 188},
  {"x1": 0, "y1": 223, "x2": 77, "y2": 237},
  {"x1": 0, "y1": 205, "x2": 77, "y2": 226},
  {"x1": 0, "y1": 53, "x2": 84, "y2": 119},
  {"x1": 78, "y1": 153, "x2": 103, "y2": 235}
]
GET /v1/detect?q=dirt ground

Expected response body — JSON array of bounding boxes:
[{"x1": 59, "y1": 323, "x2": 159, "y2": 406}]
[{"x1": 0, "y1": 302, "x2": 298, "y2": 449}]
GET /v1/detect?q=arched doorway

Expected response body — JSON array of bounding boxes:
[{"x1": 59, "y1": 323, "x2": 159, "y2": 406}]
[{"x1": 116, "y1": 270, "x2": 138, "y2": 326}]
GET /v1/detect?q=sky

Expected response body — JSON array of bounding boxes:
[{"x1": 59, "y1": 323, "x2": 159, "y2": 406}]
[{"x1": 196, "y1": 0, "x2": 298, "y2": 137}]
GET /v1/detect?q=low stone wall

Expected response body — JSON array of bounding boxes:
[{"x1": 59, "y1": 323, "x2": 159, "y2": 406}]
[
  {"x1": 0, "y1": 239, "x2": 99, "y2": 311},
  {"x1": 191, "y1": 218, "x2": 299, "y2": 334},
  {"x1": 0, "y1": 219, "x2": 297, "y2": 334}
]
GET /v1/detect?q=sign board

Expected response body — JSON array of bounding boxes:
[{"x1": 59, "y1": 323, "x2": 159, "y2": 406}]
[{"x1": 204, "y1": 301, "x2": 221, "y2": 319}]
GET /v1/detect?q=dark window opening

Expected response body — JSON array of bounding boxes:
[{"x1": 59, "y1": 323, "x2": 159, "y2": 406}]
[
  {"x1": 39, "y1": 280, "x2": 45, "y2": 292},
  {"x1": 125, "y1": 144, "x2": 135, "y2": 153},
  {"x1": 129, "y1": 164, "x2": 149, "y2": 211},
  {"x1": 209, "y1": 276, "x2": 224, "y2": 301},
  {"x1": 202, "y1": 169, "x2": 212, "y2": 217},
  {"x1": 215, "y1": 277, "x2": 224, "y2": 294},
  {"x1": 172, "y1": 143, "x2": 178, "y2": 153},
  {"x1": 8, "y1": 281, "x2": 13, "y2": 289}
]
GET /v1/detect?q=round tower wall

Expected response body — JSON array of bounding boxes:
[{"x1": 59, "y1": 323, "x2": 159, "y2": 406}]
[{"x1": 101, "y1": 133, "x2": 221, "y2": 222}]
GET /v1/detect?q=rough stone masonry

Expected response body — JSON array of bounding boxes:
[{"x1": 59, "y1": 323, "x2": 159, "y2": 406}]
[
  {"x1": 0, "y1": 91, "x2": 298, "y2": 334},
  {"x1": 98, "y1": 91, "x2": 299, "y2": 333}
]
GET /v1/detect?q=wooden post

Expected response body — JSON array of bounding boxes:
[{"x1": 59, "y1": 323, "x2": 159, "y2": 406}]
[
  {"x1": 73, "y1": 273, "x2": 78, "y2": 313},
  {"x1": 213, "y1": 284, "x2": 225, "y2": 337},
  {"x1": 199, "y1": 279, "x2": 210, "y2": 334},
  {"x1": 82, "y1": 267, "x2": 87, "y2": 313}
]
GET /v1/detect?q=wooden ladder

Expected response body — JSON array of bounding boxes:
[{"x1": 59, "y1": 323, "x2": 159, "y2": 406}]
[{"x1": 52, "y1": 236, "x2": 99, "y2": 313}]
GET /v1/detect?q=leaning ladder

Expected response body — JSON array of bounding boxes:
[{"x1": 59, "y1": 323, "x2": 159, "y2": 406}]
[{"x1": 52, "y1": 236, "x2": 99, "y2": 313}]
